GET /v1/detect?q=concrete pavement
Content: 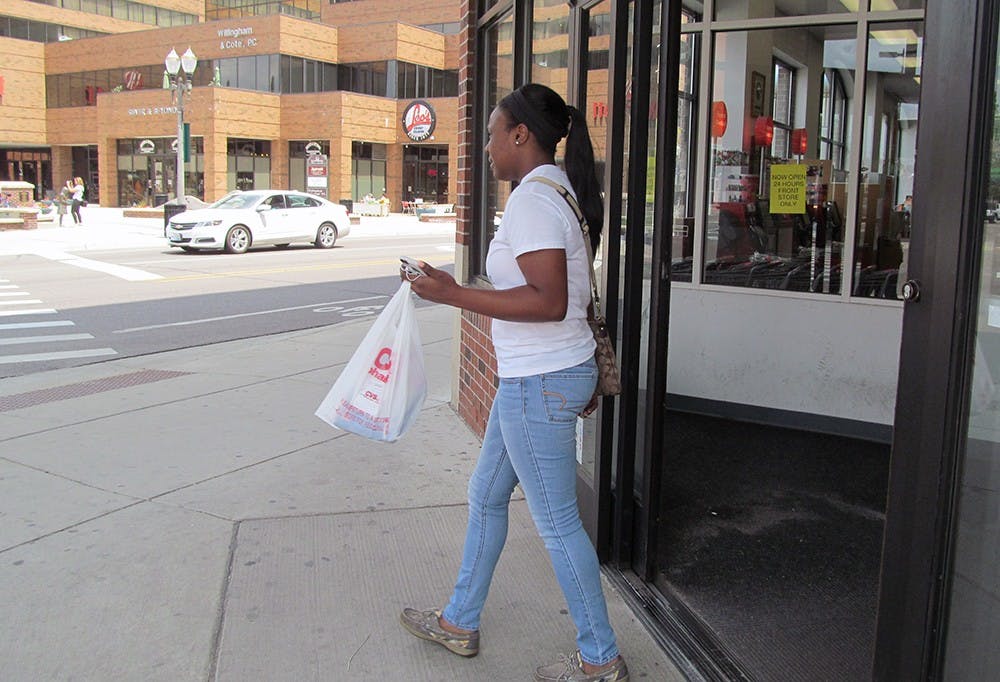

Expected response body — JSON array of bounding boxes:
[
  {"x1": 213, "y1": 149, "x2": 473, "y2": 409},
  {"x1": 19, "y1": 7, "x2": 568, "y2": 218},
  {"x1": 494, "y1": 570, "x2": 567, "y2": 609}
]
[{"x1": 0, "y1": 209, "x2": 687, "y2": 681}]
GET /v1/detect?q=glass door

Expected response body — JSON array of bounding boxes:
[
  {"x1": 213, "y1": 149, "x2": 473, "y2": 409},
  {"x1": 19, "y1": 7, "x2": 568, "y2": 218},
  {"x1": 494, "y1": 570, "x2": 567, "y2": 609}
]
[
  {"x1": 875, "y1": 1, "x2": 998, "y2": 678},
  {"x1": 939, "y1": 10, "x2": 1000, "y2": 678}
]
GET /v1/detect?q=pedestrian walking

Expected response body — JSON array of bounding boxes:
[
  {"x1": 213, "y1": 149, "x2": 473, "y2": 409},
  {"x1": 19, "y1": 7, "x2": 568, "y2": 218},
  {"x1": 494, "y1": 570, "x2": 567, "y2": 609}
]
[
  {"x1": 69, "y1": 177, "x2": 85, "y2": 225},
  {"x1": 399, "y1": 83, "x2": 628, "y2": 682}
]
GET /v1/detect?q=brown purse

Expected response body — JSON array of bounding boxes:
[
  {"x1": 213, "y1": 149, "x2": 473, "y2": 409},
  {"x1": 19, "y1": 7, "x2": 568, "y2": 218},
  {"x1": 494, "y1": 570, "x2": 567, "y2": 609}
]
[{"x1": 528, "y1": 177, "x2": 622, "y2": 396}]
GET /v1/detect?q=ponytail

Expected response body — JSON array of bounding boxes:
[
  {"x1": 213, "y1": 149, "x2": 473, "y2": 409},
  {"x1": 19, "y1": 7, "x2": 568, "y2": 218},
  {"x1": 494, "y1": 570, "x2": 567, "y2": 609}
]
[{"x1": 564, "y1": 105, "x2": 603, "y2": 255}]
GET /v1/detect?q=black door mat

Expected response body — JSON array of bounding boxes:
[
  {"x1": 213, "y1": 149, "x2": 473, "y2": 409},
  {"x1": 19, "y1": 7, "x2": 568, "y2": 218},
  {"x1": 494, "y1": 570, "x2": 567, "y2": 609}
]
[{"x1": 654, "y1": 411, "x2": 889, "y2": 682}]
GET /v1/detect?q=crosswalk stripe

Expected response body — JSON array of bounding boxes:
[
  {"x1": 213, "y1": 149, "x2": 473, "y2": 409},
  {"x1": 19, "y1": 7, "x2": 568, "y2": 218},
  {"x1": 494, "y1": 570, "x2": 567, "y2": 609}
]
[
  {"x1": 35, "y1": 252, "x2": 162, "y2": 281},
  {"x1": 0, "y1": 300, "x2": 43, "y2": 306},
  {"x1": 0, "y1": 291, "x2": 27, "y2": 296},
  {"x1": 0, "y1": 320, "x2": 75, "y2": 331},
  {"x1": 0, "y1": 333, "x2": 94, "y2": 346},
  {"x1": 0, "y1": 348, "x2": 117, "y2": 364},
  {"x1": 0, "y1": 309, "x2": 56, "y2": 317}
]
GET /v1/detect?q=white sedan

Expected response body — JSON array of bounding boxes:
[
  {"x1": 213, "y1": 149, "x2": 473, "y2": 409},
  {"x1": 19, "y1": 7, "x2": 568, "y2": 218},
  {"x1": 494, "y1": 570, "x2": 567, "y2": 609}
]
[{"x1": 166, "y1": 190, "x2": 351, "y2": 254}]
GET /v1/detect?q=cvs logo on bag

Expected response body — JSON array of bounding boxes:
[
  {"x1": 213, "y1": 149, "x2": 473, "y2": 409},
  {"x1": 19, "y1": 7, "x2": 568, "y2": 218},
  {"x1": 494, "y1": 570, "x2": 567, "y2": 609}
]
[{"x1": 368, "y1": 347, "x2": 392, "y2": 383}]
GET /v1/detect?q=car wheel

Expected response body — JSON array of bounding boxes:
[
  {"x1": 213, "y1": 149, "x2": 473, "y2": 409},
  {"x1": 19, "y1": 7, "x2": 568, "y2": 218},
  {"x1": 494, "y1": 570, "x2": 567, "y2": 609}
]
[
  {"x1": 315, "y1": 222, "x2": 338, "y2": 249},
  {"x1": 225, "y1": 225, "x2": 251, "y2": 254}
]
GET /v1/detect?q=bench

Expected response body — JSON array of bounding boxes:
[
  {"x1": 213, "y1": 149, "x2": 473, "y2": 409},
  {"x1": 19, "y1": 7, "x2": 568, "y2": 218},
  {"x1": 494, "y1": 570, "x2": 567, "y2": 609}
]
[
  {"x1": 418, "y1": 212, "x2": 457, "y2": 223},
  {"x1": 123, "y1": 208, "x2": 164, "y2": 219},
  {"x1": 0, "y1": 208, "x2": 38, "y2": 230}
]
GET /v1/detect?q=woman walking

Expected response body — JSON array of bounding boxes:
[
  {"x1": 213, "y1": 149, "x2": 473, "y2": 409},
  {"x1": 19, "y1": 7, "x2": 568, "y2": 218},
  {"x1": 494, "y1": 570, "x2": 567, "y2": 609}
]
[{"x1": 399, "y1": 83, "x2": 628, "y2": 682}]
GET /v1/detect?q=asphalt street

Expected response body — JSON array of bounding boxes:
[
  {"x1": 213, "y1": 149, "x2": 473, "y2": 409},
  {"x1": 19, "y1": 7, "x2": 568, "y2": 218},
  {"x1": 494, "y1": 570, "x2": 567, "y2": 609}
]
[{"x1": 0, "y1": 208, "x2": 455, "y2": 377}]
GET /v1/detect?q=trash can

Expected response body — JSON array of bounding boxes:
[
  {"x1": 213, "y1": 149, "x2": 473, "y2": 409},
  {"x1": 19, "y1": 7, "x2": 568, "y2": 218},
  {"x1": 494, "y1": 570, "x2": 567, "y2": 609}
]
[
  {"x1": 153, "y1": 193, "x2": 169, "y2": 207},
  {"x1": 339, "y1": 199, "x2": 353, "y2": 214},
  {"x1": 163, "y1": 200, "x2": 188, "y2": 235}
]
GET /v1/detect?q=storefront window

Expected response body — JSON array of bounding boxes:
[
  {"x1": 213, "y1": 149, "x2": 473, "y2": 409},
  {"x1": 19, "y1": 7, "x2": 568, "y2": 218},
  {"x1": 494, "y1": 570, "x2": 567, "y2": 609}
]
[
  {"x1": 352, "y1": 142, "x2": 387, "y2": 202},
  {"x1": 116, "y1": 137, "x2": 204, "y2": 207},
  {"x1": 705, "y1": 25, "x2": 857, "y2": 294},
  {"x1": 401, "y1": 145, "x2": 447, "y2": 204},
  {"x1": 226, "y1": 139, "x2": 270, "y2": 191},
  {"x1": 474, "y1": 9, "x2": 516, "y2": 275},
  {"x1": 289, "y1": 141, "x2": 330, "y2": 194},
  {"x1": 851, "y1": 22, "x2": 922, "y2": 300}
]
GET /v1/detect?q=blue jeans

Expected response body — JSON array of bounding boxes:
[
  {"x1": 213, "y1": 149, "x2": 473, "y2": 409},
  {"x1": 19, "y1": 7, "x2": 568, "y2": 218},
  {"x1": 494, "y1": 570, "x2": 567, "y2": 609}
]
[{"x1": 442, "y1": 357, "x2": 620, "y2": 666}]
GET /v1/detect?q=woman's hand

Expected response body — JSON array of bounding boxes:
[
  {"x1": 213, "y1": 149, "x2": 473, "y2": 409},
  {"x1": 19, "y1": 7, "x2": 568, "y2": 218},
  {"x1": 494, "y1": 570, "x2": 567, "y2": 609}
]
[
  {"x1": 580, "y1": 392, "x2": 600, "y2": 418},
  {"x1": 400, "y1": 260, "x2": 459, "y2": 305}
]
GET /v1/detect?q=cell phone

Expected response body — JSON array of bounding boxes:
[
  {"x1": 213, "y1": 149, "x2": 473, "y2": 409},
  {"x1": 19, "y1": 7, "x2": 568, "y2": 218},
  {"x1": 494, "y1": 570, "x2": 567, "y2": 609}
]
[{"x1": 399, "y1": 256, "x2": 427, "y2": 278}]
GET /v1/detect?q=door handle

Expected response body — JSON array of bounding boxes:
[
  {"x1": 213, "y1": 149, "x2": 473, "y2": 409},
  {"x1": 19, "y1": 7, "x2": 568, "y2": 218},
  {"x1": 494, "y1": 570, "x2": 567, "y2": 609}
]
[{"x1": 901, "y1": 279, "x2": 921, "y2": 302}]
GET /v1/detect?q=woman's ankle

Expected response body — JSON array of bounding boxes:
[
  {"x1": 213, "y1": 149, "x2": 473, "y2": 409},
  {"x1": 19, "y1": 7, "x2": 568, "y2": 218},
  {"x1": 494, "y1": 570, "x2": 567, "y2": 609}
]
[
  {"x1": 437, "y1": 615, "x2": 474, "y2": 635},
  {"x1": 581, "y1": 656, "x2": 621, "y2": 674}
]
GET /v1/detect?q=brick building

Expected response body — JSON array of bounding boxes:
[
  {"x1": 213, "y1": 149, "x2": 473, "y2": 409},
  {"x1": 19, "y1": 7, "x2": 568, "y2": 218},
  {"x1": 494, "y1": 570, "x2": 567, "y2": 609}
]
[{"x1": 0, "y1": 0, "x2": 460, "y2": 210}]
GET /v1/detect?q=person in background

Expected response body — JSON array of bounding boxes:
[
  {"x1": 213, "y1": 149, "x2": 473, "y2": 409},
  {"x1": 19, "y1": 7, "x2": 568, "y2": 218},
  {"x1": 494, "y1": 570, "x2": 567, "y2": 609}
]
[
  {"x1": 68, "y1": 177, "x2": 85, "y2": 225},
  {"x1": 399, "y1": 83, "x2": 629, "y2": 682},
  {"x1": 56, "y1": 186, "x2": 70, "y2": 226}
]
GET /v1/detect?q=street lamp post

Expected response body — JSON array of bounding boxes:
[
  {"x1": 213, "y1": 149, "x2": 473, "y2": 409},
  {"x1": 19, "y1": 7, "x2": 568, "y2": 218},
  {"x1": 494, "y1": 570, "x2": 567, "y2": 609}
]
[{"x1": 163, "y1": 47, "x2": 197, "y2": 203}]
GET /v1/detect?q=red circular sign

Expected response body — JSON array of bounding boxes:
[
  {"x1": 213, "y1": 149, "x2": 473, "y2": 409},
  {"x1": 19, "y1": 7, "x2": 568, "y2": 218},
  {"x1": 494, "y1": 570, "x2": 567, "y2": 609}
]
[{"x1": 402, "y1": 100, "x2": 437, "y2": 142}]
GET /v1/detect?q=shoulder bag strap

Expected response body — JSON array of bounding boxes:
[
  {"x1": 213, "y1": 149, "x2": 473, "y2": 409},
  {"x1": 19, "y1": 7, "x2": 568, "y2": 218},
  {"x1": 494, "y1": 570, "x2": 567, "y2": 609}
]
[{"x1": 525, "y1": 176, "x2": 603, "y2": 319}]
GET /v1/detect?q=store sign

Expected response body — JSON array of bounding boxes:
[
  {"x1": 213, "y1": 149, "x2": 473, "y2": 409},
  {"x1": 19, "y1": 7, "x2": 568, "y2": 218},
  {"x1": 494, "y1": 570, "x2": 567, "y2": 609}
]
[
  {"x1": 128, "y1": 106, "x2": 178, "y2": 116},
  {"x1": 218, "y1": 26, "x2": 259, "y2": 50},
  {"x1": 138, "y1": 139, "x2": 156, "y2": 154},
  {"x1": 306, "y1": 154, "x2": 328, "y2": 199},
  {"x1": 123, "y1": 70, "x2": 143, "y2": 90},
  {"x1": 304, "y1": 141, "x2": 323, "y2": 156},
  {"x1": 402, "y1": 100, "x2": 436, "y2": 142},
  {"x1": 769, "y1": 164, "x2": 807, "y2": 214}
]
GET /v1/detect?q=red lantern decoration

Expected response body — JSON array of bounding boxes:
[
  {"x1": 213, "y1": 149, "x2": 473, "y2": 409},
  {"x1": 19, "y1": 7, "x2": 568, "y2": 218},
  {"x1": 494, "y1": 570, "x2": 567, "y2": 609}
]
[
  {"x1": 711, "y1": 101, "x2": 728, "y2": 138},
  {"x1": 791, "y1": 128, "x2": 808, "y2": 155},
  {"x1": 754, "y1": 116, "x2": 774, "y2": 147}
]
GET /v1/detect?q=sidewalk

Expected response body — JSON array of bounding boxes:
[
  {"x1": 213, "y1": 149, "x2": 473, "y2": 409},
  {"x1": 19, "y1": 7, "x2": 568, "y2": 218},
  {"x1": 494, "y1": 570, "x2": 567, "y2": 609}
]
[{"x1": 0, "y1": 304, "x2": 687, "y2": 678}]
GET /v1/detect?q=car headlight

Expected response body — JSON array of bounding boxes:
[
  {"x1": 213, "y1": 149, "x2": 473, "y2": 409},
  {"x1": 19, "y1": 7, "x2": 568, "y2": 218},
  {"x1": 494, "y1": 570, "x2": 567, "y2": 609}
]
[{"x1": 194, "y1": 219, "x2": 223, "y2": 227}]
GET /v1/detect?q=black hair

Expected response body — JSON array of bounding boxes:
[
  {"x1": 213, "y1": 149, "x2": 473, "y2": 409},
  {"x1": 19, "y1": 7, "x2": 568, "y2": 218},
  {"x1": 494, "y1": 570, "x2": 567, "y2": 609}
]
[{"x1": 499, "y1": 83, "x2": 604, "y2": 255}]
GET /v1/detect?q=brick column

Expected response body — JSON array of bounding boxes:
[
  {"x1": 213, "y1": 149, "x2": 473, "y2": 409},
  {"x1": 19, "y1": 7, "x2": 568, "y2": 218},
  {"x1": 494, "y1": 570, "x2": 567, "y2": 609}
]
[
  {"x1": 51, "y1": 146, "x2": 74, "y2": 196},
  {"x1": 455, "y1": 0, "x2": 496, "y2": 438}
]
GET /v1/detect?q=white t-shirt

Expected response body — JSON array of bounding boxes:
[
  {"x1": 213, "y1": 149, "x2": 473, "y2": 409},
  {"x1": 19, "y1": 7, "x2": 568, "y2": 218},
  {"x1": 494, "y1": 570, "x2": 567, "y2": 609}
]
[{"x1": 486, "y1": 165, "x2": 596, "y2": 378}]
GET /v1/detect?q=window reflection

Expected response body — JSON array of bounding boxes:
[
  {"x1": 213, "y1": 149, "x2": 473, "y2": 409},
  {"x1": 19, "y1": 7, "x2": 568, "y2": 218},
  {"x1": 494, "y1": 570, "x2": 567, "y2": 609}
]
[
  {"x1": 714, "y1": 0, "x2": 923, "y2": 19},
  {"x1": 21, "y1": 0, "x2": 197, "y2": 27},
  {"x1": 531, "y1": 0, "x2": 571, "y2": 164},
  {"x1": 43, "y1": 56, "x2": 455, "y2": 106},
  {"x1": 852, "y1": 22, "x2": 922, "y2": 300},
  {"x1": 475, "y1": 10, "x2": 515, "y2": 274},
  {"x1": 704, "y1": 26, "x2": 857, "y2": 294}
]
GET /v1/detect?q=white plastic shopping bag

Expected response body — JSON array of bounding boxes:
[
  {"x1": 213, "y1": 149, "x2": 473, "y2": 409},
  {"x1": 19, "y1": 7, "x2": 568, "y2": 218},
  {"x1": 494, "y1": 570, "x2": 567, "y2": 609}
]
[{"x1": 315, "y1": 281, "x2": 427, "y2": 441}]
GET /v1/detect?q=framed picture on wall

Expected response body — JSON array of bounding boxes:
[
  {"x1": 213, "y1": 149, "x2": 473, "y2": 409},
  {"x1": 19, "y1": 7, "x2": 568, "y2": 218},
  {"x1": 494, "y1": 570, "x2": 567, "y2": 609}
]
[{"x1": 751, "y1": 71, "x2": 766, "y2": 118}]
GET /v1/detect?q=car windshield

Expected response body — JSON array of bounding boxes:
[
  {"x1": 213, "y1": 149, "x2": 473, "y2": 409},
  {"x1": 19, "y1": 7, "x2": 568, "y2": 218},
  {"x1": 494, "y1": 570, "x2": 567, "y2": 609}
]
[{"x1": 211, "y1": 192, "x2": 266, "y2": 210}]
